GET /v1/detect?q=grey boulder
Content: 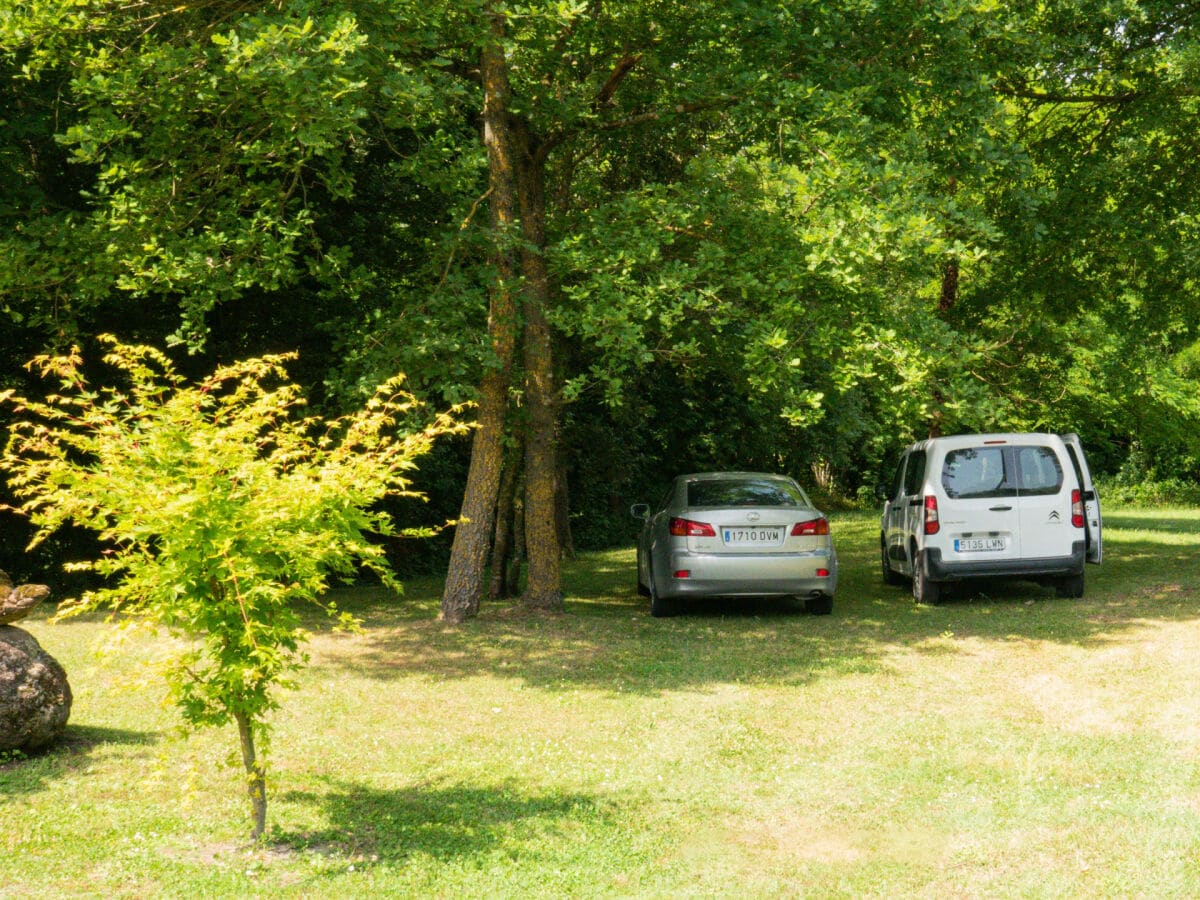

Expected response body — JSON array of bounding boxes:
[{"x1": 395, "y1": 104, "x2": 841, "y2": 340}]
[
  {"x1": 0, "y1": 570, "x2": 72, "y2": 752},
  {"x1": 0, "y1": 626, "x2": 72, "y2": 752}
]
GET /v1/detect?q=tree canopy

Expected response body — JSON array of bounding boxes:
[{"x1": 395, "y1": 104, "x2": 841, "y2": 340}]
[{"x1": 2, "y1": 0, "x2": 1199, "y2": 597}]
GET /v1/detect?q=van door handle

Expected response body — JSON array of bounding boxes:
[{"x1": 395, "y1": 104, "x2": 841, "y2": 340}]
[
  {"x1": 908, "y1": 499, "x2": 921, "y2": 507},
  {"x1": 989, "y1": 505, "x2": 1013, "y2": 512}
]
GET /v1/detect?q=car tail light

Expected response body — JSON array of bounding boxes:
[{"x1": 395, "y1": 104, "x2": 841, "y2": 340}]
[
  {"x1": 816, "y1": 568, "x2": 830, "y2": 578},
  {"x1": 1071, "y1": 489, "x2": 1085, "y2": 528},
  {"x1": 673, "y1": 569, "x2": 691, "y2": 579},
  {"x1": 923, "y1": 495, "x2": 940, "y2": 535},
  {"x1": 669, "y1": 517, "x2": 716, "y2": 537},
  {"x1": 791, "y1": 517, "x2": 830, "y2": 536}
]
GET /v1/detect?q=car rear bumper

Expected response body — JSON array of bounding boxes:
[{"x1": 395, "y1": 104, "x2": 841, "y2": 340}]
[
  {"x1": 657, "y1": 549, "x2": 838, "y2": 600},
  {"x1": 924, "y1": 541, "x2": 1086, "y2": 582}
]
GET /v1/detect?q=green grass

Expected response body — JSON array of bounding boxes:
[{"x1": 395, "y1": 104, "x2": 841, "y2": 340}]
[{"x1": 5, "y1": 509, "x2": 1200, "y2": 897}]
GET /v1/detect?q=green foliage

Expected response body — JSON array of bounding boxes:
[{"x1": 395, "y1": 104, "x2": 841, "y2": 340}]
[
  {"x1": 1098, "y1": 477, "x2": 1200, "y2": 509},
  {"x1": 0, "y1": 335, "x2": 465, "y2": 834},
  {"x1": 3, "y1": 0, "x2": 1200, "y2": 538},
  {"x1": 1, "y1": 2, "x2": 372, "y2": 346}
]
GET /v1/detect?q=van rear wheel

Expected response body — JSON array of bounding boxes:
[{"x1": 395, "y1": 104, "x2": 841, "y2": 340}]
[
  {"x1": 1056, "y1": 573, "x2": 1084, "y2": 599},
  {"x1": 912, "y1": 552, "x2": 942, "y2": 605},
  {"x1": 881, "y1": 538, "x2": 904, "y2": 586}
]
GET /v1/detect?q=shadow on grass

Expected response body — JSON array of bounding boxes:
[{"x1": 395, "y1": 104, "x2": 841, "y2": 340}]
[
  {"x1": 315, "y1": 511, "x2": 1200, "y2": 694},
  {"x1": 276, "y1": 779, "x2": 604, "y2": 866},
  {"x1": 0, "y1": 724, "x2": 157, "y2": 797}
]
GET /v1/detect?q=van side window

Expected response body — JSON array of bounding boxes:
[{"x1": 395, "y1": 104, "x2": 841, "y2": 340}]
[
  {"x1": 1015, "y1": 446, "x2": 1063, "y2": 495},
  {"x1": 942, "y1": 447, "x2": 1014, "y2": 499},
  {"x1": 890, "y1": 457, "x2": 907, "y2": 499},
  {"x1": 902, "y1": 450, "x2": 926, "y2": 496}
]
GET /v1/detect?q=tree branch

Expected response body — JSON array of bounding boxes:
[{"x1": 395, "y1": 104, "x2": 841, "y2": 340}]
[
  {"x1": 594, "y1": 53, "x2": 641, "y2": 109},
  {"x1": 594, "y1": 95, "x2": 740, "y2": 131},
  {"x1": 995, "y1": 80, "x2": 1200, "y2": 106},
  {"x1": 995, "y1": 85, "x2": 1140, "y2": 105}
]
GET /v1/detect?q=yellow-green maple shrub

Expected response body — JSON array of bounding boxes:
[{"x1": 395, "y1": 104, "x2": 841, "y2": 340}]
[{"x1": 0, "y1": 335, "x2": 465, "y2": 839}]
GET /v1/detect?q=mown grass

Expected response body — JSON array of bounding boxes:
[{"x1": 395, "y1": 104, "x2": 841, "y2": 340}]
[{"x1": 4, "y1": 509, "x2": 1200, "y2": 897}]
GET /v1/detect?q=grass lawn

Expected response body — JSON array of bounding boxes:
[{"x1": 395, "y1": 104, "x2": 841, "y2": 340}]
[{"x1": 4, "y1": 509, "x2": 1200, "y2": 897}]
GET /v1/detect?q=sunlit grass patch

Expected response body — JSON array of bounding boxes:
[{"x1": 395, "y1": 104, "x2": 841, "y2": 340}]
[{"x1": 4, "y1": 507, "x2": 1200, "y2": 895}]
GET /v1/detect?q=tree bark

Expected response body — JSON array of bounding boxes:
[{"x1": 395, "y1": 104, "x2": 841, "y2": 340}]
[
  {"x1": 507, "y1": 473, "x2": 526, "y2": 598},
  {"x1": 489, "y1": 443, "x2": 521, "y2": 600},
  {"x1": 515, "y1": 133, "x2": 563, "y2": 611},
  {"x1": 556, "y1": 447, "x2": 575, "y2": 560},
  {"x1": 441, "y1": 11, "x2": 520, "y2": 623},
  {"x1": 938, "y1": 257, "x2": 959, "y2": 314},
  {"x1": 235, "y1": 710, "x2": 267, "y2": 842},
  {"x1": 930, "y1": 176, "x2": 959, "y2": 439}
]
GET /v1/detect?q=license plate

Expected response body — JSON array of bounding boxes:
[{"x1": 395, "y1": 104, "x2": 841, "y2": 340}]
[
  {"x1": 722, "y1": 527, "x2": 783, "y2": 547},
  {"x1": 955, "y1": 537, "x2": 1005, "y2": 552}
]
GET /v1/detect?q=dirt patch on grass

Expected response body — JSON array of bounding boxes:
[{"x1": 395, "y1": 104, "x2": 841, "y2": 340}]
[{"x1": 684, "y1": 810, "x2": 949, "y2": 871}]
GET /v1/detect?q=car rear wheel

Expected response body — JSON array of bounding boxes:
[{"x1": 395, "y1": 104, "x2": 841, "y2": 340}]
[
  {"x1": 912, "y1": 551, "x2": 942, "y2": 605},
  {"x1": 649, "y1": 578, "x2": 676, "y2": 618},
  {"x1": 805, "y1": 594, "x2": 833, "y2": 616}
]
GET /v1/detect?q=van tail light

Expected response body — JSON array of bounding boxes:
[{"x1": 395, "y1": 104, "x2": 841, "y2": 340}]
[
  {"x1": 669, "y1": 517, "x2": 716, "y2": 537},
  {"x1": 924, "y1": 496, "x2": 940, "y2": 535},
  {"x1": 791, "y1": 517, "x2": 830, "y2": 536},
  {"x1": 1071, "y1": 489, "x2": 1085, "y2": 528}
]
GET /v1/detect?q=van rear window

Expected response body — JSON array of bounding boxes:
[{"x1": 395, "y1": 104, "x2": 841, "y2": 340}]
[
  {"x1": 1014, "y1": 446, "x2": 1064, "y2": 496},
  {"x1": 942, "y1": 448, "x2": 1013, "y2": 499},
  {"x1": 942, "y1": 445, "x2": 1063, "y2": 499}
]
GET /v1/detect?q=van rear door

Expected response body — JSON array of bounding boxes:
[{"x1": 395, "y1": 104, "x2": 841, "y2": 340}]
[
  {"x1": 1061, "y1": 433, "x2": 1103, "y2": 564},
  {"x1": 1011, "y1": 443, "x2": 1076, "y2": 561},
  {"x1": 936, "y1": 443, "x2": 1022, "y2": 565}
]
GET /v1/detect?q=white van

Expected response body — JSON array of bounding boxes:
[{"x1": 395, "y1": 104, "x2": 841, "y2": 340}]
[{"x1": 878, "y1": 433, "x2": 1102, "y2": 603}]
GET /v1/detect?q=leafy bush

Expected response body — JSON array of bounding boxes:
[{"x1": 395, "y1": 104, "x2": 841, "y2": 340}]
[
  {"x1": 0, "y1": 337, "x2": 464, "y2": 839},
  {"x1": 1095, "y1": 477, "x2": 1200, "y2": 508}
]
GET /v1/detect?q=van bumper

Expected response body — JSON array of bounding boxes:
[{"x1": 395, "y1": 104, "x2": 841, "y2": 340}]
[{"x1": 924, "y1": 541, "x2": 1086, "y2": 582}]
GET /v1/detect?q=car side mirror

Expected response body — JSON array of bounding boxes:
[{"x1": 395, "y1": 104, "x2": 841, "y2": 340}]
[
  {"x1": 630, "y1": 503, "x2": 650, "y2": 520},
  {"x1": 874, "y1": 484, "x2": 890, "y2": 502}
]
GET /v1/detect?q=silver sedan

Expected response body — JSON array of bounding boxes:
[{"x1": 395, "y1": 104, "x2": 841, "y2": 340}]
[{"x1": 631, "y1": 472, "x2": 838, "y2": 617}]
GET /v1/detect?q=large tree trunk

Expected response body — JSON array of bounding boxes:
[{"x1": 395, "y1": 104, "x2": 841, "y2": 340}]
[
  {"x1": 441, "y1": 13, "x2": 520, "y2": 623},
  {"x1": 929, "y1": 176, "x2": 960, "y2": 440},
  {"x1": 929, "y1": 257, "x2": 958, "y2": 439},
  {"x1": 515, "y1": 133, "x2": 563, "y2": 611}
]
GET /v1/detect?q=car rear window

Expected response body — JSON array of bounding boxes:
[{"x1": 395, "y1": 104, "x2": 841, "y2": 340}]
[
  {"x1": 941, "y1": 445, "x2": 1063, "y2": 499},
  {"x1": 687, "y1": 478, "x2": 807, "y2": 508}
]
